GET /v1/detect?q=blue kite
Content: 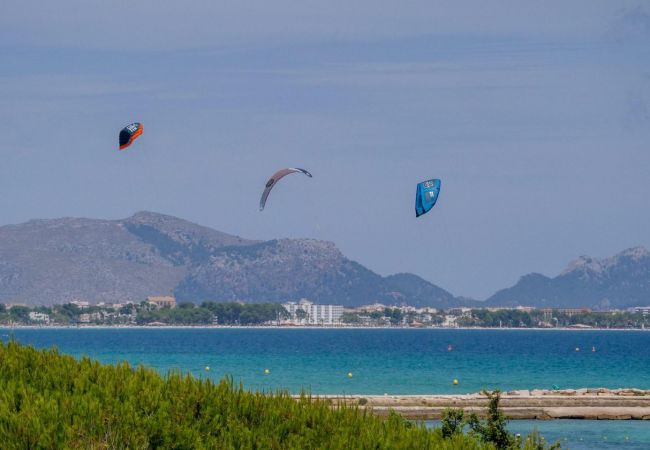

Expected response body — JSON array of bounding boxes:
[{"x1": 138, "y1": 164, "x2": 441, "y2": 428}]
[{"x1": 415, "y1": 179, "x2": 441, "y2": 217}]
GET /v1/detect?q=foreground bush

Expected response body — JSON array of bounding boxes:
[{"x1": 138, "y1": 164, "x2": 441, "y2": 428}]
[
  {"x1": 442, "y1": 391, "x2": 560, "y2": 450},
  {"x1": 0, "y1": 342, "x2": 554, "y2": 449}
]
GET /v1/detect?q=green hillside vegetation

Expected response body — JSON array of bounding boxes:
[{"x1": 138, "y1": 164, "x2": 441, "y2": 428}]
[{"x1": 0, "y1": 341, "x2": 556, "y2": 449}]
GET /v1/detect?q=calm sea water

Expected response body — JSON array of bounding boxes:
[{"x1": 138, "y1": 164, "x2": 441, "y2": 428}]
[
  {"x1": 3, "y1": 328, "x2": 648, "y2": 394},
  {"x1": 427, "y1": 420, "x2": 650, "y2": 450},
  {"x1": 2, "y1": 328, "x2": 650, "y2": 448}
]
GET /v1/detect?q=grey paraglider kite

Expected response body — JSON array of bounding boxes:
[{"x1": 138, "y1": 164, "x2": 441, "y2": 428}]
[{"x1": 259, "y1": 168, "x2": 312, "y2": 211}]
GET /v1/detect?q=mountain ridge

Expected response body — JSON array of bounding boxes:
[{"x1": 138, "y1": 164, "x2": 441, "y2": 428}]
[
  {"x1": 1, "y1": 212, "x2": 648, "y2": 309},
  {"x1": 486, "y1": 246, "x2": 650, "y2": 309},
  {"x1": 0, "y1": 211, "x2": 461, "y2": 307}
]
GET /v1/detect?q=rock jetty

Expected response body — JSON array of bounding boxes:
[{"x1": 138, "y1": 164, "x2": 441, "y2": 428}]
[{"x1": 316, "y1": 388, "x2": 650, "y2": 420}]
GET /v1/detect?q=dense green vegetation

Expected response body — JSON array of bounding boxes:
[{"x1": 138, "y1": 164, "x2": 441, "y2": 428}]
[
  {"x1": 457, "y1": 309, "x2": 650, "y2": 329},
  {"x1": 341, "y1": 307, "x2": 444, "y2": 327},
  {"x1": 204, "y1": 302, "x2": 288, "y2": 325},
  {"x1": 0, "y1": 341, "x2": 556, "y2": 449},
  {"x1": 344, "y1": 308, "x2": 405, "y2": 325},
  {"x1": 0, "y1": 301, "x2": 288, "y2": 326},
  {"x1": 551, "y1": 311, "x2": 648, "y2": 328},
  {"x1": 136, "y1": 301, "x2": 287, "y2": 325},
  {"x1": 457, "y1": 310, "x2": 541, "y2": 328}
]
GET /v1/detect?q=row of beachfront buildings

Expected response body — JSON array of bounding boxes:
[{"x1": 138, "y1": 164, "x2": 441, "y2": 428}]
[
  {"x1": 18, "y1": 295, "x2": 650, "y2": 327},
  {"x1": 281, "y1": 303, "x2": 650, "y2": 326},
  {"x1": 21, "y1": 296, "x2": 178, "y2": 325}
]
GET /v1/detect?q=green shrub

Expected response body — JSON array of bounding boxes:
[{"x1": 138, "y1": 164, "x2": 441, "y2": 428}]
[
  {"x1": 466, "y1": 391, "x2": 560, "y2": 450},
  {"x1": 467, "y1": 390, "x2": 514, "y2": 449},
  {"x1": 441, "y1": 408, "x2": 465, "y2": 438}
]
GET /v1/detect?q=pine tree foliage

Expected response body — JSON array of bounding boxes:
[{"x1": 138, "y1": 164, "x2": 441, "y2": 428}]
[{"x1": 0, "y1": 342, "x2": 557, "y2": 449}]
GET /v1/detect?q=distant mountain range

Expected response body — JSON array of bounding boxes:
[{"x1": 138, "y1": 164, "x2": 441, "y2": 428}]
[
  {"x1": 0, "y1": 211, "x2": 647, "y2": 309},
  {"x1": 486, "y1": 247, "x2": 650, "y2": 309},
  {"x1": 0, "y1": 212, "x2": 460, "y2": 307}
]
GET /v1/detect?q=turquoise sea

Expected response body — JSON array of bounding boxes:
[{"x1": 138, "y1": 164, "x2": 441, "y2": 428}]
[
  {"x1": 427, "y1": 420, "x2": 650, "y2": 450},
  {"x1": 2, "y1": 328, "x2": 650, "y2": 448}
]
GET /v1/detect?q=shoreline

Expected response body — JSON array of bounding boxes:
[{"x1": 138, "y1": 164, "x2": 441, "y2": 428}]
[
  {"x1": 1, "y1": 324, "x2": 648, "y2": 331},
  {"x1": 317, "y1": 389, "x2": 650, "y2": 420}
]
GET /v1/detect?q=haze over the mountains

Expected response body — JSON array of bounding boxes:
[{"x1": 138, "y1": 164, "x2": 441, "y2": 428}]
[
  {"x1": 0, "y1": 211, "x2": 648, "y2": 310},
  {"x1": 0, "y1": 212, "x2": 458, "y2": 308},
  {"x1": 486, "y1": 246, "x2": 650, "y2": 310}
]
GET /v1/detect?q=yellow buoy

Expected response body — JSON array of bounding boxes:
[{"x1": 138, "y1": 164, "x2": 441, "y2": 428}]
[
  {"x1": 453, "y1": 379, "x2": 459, "y2": 385},
  {"x1": 347, "y1": 372, "x2": 353, "y2": 378},
  {"x1": 204, "y1": 366, "x2": 210, "y2": 372},
  {"x1": 264, "y1": 368, "x2": 270, "y2": 375}
]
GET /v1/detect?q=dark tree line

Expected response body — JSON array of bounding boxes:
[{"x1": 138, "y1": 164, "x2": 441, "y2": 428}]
[
  {"x1": 0, "y1": 301, "x2": 289, "y2": 326},
  {"x1": 136, "y1": 301, "x2": 288, "y2": 326}
]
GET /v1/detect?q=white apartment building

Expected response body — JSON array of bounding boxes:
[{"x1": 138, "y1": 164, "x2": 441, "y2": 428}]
[
  {"x1": 70, "y1": 300, "x2": 90, "y2": 309},
  {"x1": 28, "y1": 312, "x2": 50, "y2": 323},
  {"x1": 282, "y1": 299, "x2": 344, "y2": 325},
  {"x1": 78, "y1": 312, "x2": 103, "y2": 323},
  {"x1": 633, "y1": 306, "x2": 650, "y2": 316}
]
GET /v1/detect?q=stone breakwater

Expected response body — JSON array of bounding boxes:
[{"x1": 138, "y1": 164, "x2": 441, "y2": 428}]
[{"x1": 313, "y1": 389, "x2": 650, "y2": 420}]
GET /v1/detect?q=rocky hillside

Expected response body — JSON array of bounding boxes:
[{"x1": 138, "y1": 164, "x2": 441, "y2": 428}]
[
  {"x1": 176, "y1": 240, "x2": 460, "y2": 307},
  {"x1": 0, "y1": 211, "x2": 457, "y2": 307},
  {"x1": 486, "y1": 247, "x2": 650, "y2": 309}
]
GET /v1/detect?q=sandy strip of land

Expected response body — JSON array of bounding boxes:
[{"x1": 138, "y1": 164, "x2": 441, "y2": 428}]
[{"x1": 310, "y1": 388, "x2": 650, "y2": 420}]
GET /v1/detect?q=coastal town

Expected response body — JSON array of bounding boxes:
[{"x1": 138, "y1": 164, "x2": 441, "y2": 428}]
[{"x1": 2, "y1": 296, "x2": 650, "y2": 329}]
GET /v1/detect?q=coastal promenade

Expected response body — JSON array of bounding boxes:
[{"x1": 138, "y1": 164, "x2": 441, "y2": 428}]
[{"x1": 319, "y1": 389, "x2": 650, "y2": 420}]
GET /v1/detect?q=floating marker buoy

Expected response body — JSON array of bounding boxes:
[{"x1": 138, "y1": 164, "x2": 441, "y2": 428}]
[
  {"x1": 575, "y1": 347, "x2": 580, "y2": 352},
  {"x1": 347, "y1": 372, "x2": 353, "y2": 378},
  {"x1": 264, "y1": 369, "x2": 270, "y2": 375},
  {"x1": 592, "y1": 346, "x2": 596, "y2": 352},
  {"x1": 204, "y1": 366, "x2": 210, "y2": 372},
  {"x1": 447, "y1": 344, "x2": 453, "y2": 352},
  {"x1": 453, "y1": 379, "x2": 459, "y2": 385}
]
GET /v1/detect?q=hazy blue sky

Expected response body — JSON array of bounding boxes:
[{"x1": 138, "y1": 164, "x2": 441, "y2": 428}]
[{"x1": 1, "y1": 1, "x2": 649, "y2": 299}]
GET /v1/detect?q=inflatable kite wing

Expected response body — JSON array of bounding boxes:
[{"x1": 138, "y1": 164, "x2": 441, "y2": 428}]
[
  {"x1": 415, "y1": 179, "x2": 441, "y2": 217},
  {"x1": 259, "y1": 168, "x2": 312, "y2": 211},
  {"x1": 119, "y1": 123, "x2": 143, "y2": 150}
]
